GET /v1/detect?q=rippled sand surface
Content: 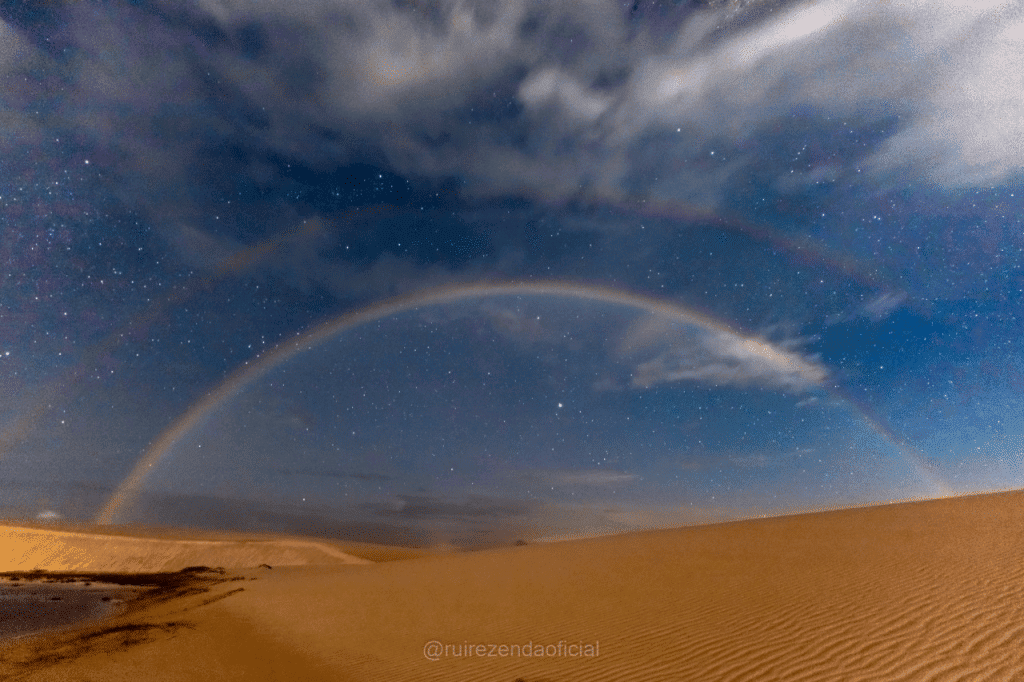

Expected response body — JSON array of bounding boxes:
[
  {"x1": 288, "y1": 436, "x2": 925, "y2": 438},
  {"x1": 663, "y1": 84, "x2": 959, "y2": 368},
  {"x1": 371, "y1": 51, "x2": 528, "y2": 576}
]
[{"x1": 4, "y1": 490, "x2": 1024, "y2": 681}]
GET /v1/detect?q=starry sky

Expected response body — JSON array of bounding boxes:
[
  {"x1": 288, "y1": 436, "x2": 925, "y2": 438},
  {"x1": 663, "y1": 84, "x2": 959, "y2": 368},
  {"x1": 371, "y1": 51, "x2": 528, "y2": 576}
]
[{"x1": 1, "y1": 0, "x2": 1023, "y2": 548}]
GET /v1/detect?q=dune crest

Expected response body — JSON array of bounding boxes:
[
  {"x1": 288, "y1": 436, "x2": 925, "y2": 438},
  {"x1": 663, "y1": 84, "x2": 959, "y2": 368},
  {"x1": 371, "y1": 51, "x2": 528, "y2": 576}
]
[
  {"x1": 4, "y1": 490, "x2": 1024, "y2": 680},
  {"x1": 0, "y1": 525, "x2": 370, "y2": 572}
]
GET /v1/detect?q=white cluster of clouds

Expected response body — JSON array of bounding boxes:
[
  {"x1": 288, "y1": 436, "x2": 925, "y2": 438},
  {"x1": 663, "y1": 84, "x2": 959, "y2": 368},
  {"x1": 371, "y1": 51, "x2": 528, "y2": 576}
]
[
  {"x1": 189, "y1": 0, "x2": 1023, "y2": 196},
  {"x1": 2, "y1": 0, "x2": 1021, "y2": 312},
  {"x1": 631, "y1": 328, "x2": 826, "y2": 391},
  {"x1": 616, "y1": 312, "x2": 826, "y2": 392},
  {"x1": 5, "y1": 0, "x2": 1019, "y2": 210}
]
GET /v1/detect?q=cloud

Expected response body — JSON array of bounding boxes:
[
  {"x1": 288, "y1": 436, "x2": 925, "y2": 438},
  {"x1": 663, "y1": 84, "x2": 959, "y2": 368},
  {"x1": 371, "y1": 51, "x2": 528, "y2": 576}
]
[
  {"x1": 860, "y1": 2, "x2": 1024, "y2": 187},
  {"x1": 362, "y1": 492, "x2": 552, "y2": 547},
  {"x1": 824, "y1": 290, "x2": 908, "y2": 325},
  {"x1": 624, "y1": 0, "x2": 1024, "y2": 192},
  {"x1": 618, "y1": 314, "x2": 825, "y2": 392},
  {"x1": 0, "y1": 18, "x2": 29, "y2": 71},
  {"x1": 519, "y1": 67, "x2": 613, "y2": 123},
  {"x1": 728, "y1": 453, "x2": 773, "y2": 469},
  {"x1": 6, "y1": 1, "x2": 1023, "y2": 194},
  {"x1": 301, "y1": 0, "x2": 1023, "y2": 199},
  {"x1": 133, "y1": 491, "x2": 429, "y2": 545},
  {"x1": 361, "y1": 492, "x2": 674, "y2": 547},
  {"x1": 165, "y1": 223, "x2": 246, "y2": 271},
  {"x1": 859, "y1": 291, "x2": 907, "y2": 322},
  {"x1": 161, "y1": 213, "x2": 485, "y2": 302},
  {"x1": 273, "y1": 466, "x2": 393, "y2": 483},
  {"x1": 114, "y1": 487, "x2": 647, "y2": 549},
  {"x1": 0, "y1": 18, "x2": 41, "y2": 147},
  {"x1": 2, "y1": 0, "x2": 1021, "y2": 301},
  {"x1": 532, "y1": 469, "x2": 639, "y2": 487},
  {"x1": 375, "y1": 493, "x2": 532, "y2": 521}
]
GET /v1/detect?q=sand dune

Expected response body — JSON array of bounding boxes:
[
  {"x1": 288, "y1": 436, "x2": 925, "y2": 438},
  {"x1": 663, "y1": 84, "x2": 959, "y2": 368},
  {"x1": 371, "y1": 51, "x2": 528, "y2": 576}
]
[
  {"x1": 4, "y1": 490, "x2": 1024, "y2": 680},
  {"x1": 0, "y1": 524, "x2": 370, "y2": 572}
]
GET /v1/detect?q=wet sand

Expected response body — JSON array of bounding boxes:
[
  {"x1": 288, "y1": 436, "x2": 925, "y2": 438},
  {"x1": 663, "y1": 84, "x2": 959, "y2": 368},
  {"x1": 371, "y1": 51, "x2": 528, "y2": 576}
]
[
  {"x1": 3, "y1": 489, "x2": 1024, "y2": 681},
  {"x1": 0, "y1": 577, "x2": 145, "y2": 641}
]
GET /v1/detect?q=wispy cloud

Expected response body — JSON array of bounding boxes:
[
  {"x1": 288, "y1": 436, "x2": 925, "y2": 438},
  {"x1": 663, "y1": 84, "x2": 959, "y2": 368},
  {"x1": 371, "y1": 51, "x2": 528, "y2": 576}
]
[
  {"x1": 728, "y1": 447, "x2": 811, "y2": 469},
  {"x1": 273, "y1": 466, "x2": 393, "y2": 483},
  {"x1": 4, "y1": 0, "x2": 1019, "y2": 210},
  {"x1": 617, "y1": 314, "x2": 825, "y2": 392},
  {"x1": 2, "y1": 0, "x2": 1020, "y2": 305},
  {"x1": 372, "y1": 493, "x2": 533, "y2": 521},
  {"x1": 859, "y1": 291, "x2": 908, "y2": 322},
  {"x1": 531, "y1": 469, "x2": 639, "y2": 487}
]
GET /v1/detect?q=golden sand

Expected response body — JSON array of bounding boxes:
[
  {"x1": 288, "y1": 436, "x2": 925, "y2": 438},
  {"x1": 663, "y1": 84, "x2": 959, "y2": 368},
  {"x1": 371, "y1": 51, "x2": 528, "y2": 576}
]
[
  {"x1": 4, "y1": 489, "x2": 1024, "y2": 681},
  {"x1": 0, "y1": 524, "x2": 370, "y2": 572}
]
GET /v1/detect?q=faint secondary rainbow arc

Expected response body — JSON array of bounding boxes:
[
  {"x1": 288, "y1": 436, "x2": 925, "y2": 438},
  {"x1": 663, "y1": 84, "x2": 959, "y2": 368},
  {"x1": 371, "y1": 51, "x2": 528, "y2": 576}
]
[
  {"x1": 95, "y1": 280, "x2": 941, "y2": 524},
  {"x1": 834, "y1": 387, "x2": 952, "y2": 499}
]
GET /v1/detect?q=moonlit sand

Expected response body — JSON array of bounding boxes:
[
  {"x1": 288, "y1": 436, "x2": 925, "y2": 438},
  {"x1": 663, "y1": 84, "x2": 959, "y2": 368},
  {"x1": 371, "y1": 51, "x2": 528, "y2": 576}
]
[{"x1": 4, "y1": 490, "x2": 1024, "y2": 681}]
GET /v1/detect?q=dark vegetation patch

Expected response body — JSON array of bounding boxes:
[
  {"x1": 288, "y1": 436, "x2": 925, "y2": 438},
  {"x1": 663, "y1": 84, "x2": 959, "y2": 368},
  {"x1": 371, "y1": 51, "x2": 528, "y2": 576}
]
[
  {"x1": 1, "y1": 621, "x2": 195, "y2": 676},
  {"x1": 0, "y1": 566, "x2": 248, "y2": 679},
  {"x1": 195, "y1": 587, "x2": 245, "y2": 608},
  {"x1": 0, "y1": 566, "x2": 226, "y2": 590}
]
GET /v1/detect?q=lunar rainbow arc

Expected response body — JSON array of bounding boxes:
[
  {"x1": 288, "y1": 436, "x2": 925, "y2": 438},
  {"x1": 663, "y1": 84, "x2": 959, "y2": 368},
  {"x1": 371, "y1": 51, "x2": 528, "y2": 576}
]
[{"x1": 95, "y1": 280, "x2": 942, "y2": 524}]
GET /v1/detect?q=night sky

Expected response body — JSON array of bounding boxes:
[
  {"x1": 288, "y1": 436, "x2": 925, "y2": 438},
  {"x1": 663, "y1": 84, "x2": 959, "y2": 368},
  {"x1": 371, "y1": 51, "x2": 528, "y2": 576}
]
[{"x1": 1, "y1": 0, "x2": 1023, "y2": 548}]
